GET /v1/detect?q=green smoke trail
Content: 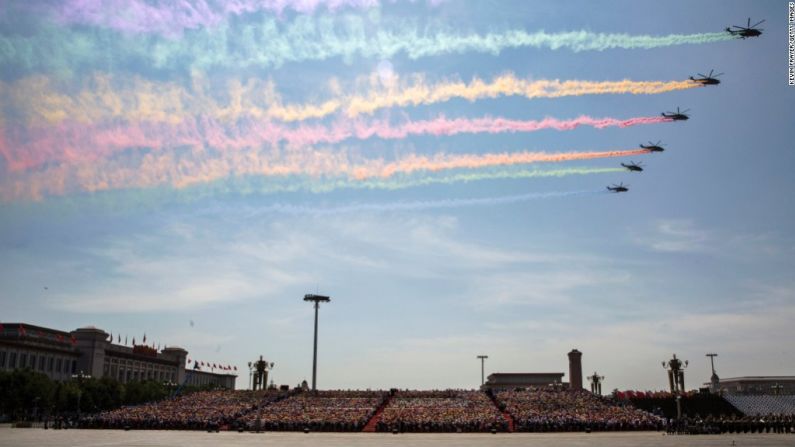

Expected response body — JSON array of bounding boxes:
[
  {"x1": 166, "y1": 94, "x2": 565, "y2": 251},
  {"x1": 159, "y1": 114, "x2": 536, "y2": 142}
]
[
  {"x1": 0, "y1": 15, "x2": 737, "y2": 76},
  {"x1": 177, "y1": 166, "x2": 624, "y2": 198},
  {"x1": 1, "y1": 167, "x2": 619, "y2": 220},
  {"x1": 297, "y1": 166, "x2": 624, "y2": 193}
]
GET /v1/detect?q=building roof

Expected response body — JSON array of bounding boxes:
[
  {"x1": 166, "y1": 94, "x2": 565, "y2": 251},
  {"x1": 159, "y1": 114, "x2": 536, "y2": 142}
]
[
  {"x1": 488, "y1": 372, "x2": 564, "y2": 377},
  {"x1": 719, "y1": 376, "x2": 795, "y2": 382},
  {"x1": 1, "y1": 322, "x2": 73, "y2": 337}
]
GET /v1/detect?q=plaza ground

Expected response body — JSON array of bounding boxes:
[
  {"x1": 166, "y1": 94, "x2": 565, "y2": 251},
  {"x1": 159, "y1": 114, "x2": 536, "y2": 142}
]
[{"x1": 0, "y1": 428, "x2": 793, "y2": 447}]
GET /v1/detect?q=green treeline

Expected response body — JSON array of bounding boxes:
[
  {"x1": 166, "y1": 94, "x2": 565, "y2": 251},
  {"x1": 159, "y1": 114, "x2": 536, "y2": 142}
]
[{"x1": 0, "y1": 368, "x2": 213, "y2": 420}]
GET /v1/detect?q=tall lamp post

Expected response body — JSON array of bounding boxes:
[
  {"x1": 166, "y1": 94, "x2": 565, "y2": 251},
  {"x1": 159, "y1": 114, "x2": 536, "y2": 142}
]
[
  {"x1": 304, "y1": 294, "x2": 330, "y2": 392},
  {"x1": 476, "y1": 355, "x2": 488, "y2": 387},
  {"x1": 706, "y1": 353, "x2": 719, "y2": 393},
  {"x1": 70, "y1": 371, "x2": 90, "y2": 423}
]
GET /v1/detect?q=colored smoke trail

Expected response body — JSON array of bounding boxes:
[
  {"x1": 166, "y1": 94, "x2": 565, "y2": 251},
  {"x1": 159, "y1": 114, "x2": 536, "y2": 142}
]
[
  {"x1": 208, "y1": 166, "x2": 624, "y2": 195},
  {"x1": 49, "y1": 0, "x2": 389, "y2": 37},
  {"x1": 0, "y1": 115, "x2": 670, "y2": 171},
  {"x1": 227, "y1": 190, "x2": 603, "y2": 216},
  {"x1": 337, "y1": 77, "x2": 700, "y2": 119},
  {"x1": 0, "y1": 15, "x2": 737, "y2": 74},
  {"x1": 0, "y1": 74, "x2": 699, "y2": 126},
  {"x1": 1, "y1": 146, "x2": 648, "y2": 201}
]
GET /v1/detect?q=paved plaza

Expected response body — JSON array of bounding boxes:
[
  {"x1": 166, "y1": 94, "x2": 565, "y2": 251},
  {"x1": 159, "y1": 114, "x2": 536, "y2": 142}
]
[{"x1": 0, "y1": 429, "x2": 793, "y2": 447}]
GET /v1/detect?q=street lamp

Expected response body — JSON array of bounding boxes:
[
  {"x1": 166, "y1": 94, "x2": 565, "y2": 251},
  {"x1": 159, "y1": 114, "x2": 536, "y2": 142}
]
[
  {"x1": 706, "y1": 353, "x2": 720, "y2": 392},
  {"x1": 476, "y1": 355, "x2": 488, "y2": 387},
  {"x1": 70, "y1": 371, "x2": 90, "y2": 424},
  {"x1": 267, "y1": 362, "x2": 275, "y2": 389},
  {"x1": 587, "y1": 372, "x2": 605, "y2": 395},
  {"x1": 304, "y1": 294, "x2": 330, "y2": 392}
]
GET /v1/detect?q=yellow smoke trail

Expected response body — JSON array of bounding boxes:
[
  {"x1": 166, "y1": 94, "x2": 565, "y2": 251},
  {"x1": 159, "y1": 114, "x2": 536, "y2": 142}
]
[
  {"x1": 2, "y1": 146, "x2": 650, "y2": 201},
  {"x1": 1, "y1": 73, "x2": 700, "y2": 126},
  {"x1": 341, "y1": 76, "x2": 700, "y2": 119}
]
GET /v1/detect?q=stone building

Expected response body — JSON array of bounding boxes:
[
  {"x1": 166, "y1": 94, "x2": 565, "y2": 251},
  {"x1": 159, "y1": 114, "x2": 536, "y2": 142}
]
[
  {"x1": 709, "y1": 376, "x2": 795, "y2": 395},
  {"x1": 0, "y1": 322, "x2": 235, "y2": 389},
  {"x1": 481, "y1": 372, "x2": 566, "y2": 391}
]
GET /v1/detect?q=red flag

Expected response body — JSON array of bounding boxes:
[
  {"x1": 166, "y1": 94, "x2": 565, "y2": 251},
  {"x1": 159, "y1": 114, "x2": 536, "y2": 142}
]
[
  {"x1": 0, "y1": 323, "x2": 4, "y2": 332},
  {"x1": 70, "y1": 335, "x2": 77, "y2": 345},
  {"x1": 18, "y1": 324, "x2": 27, "y2": 336},
  {"x1": 57, "y1": 334, "x2": 64, "y2": 342}
]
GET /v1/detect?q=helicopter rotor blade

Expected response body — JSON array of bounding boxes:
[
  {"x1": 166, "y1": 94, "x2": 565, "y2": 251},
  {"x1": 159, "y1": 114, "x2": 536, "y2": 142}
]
[
  {"x1": 747, "y1": 17, "x2": 751, "y2": 28},
  {"x1": 714, "y1": 72, "x2": 724, "y2": 77},
  {"x1": 708, "y1": 69, "x2": 714, "y2": 77},
  {"x1": 697, "y1": 73, "x2": 706, "y2": 78},
  {"x1": 751, "y1": 19, "x2": 765, "y2": 28}
]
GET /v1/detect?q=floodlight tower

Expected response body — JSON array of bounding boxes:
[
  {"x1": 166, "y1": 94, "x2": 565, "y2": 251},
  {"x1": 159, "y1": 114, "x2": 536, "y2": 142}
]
[
  {"x1": 706, "y1": 353, "x2": 719, "y2": 392},
  {"x1": 304, "y1": 294, "x2": 331, "y2": 391},
  {"x1": 477, "y1": 355, "x2": 488, "y2": 386}
]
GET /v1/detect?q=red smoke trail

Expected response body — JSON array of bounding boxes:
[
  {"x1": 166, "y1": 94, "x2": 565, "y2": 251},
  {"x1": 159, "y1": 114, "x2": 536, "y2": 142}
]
[{"x1": 0, "y1": 115, "x2": 670, "y2": 171}]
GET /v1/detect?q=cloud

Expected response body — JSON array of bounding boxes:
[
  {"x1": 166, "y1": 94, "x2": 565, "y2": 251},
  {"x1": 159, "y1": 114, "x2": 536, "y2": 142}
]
[
  {"x1": 44, "y1": 224, "x2": 309, "y2": 313},
  {"x1": 468, "y1": 269, "x2": 631, "y2": 308},
  {"x1": 636, "y1": 219, "x2": 709, "y2": 253},
  {"x1": 17, "y1": 210, "x2": 795, "y2": 390}
]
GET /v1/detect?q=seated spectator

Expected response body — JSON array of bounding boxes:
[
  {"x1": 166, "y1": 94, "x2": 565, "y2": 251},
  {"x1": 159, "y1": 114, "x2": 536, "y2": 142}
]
[
  {"x1": 377, "y1": 389, "x2": 506, "y2": 432},
  {"x1": 496, "y1": 387, "x2": 663, "y2": 432}
]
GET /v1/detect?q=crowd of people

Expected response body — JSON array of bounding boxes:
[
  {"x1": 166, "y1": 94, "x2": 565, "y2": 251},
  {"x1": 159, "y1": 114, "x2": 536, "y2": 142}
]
[
  {"x1": 376, "y1": 390, "x2": 507, "y2": 432},
  {"x1": 73, "y1": 387, "x2": 795, "y2": 434},
  {"x1": 496, "y1": 388, "x2": 664, "y2": 432},
  {"x1": 667, "y1": 415, "x2": 795, "y2": 435},
  {"x1": 84, "y1": 390, "x2": 281, "y2": 430},
  {"x1": 624, "y1": 391, "x2": 741, "y2": 420},
  {"x1": 241, "y1": 390, "x2": 386, "y2": 432}
]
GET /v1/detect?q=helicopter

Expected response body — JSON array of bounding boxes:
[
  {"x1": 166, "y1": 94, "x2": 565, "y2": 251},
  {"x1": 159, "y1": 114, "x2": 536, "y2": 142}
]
[
  {"x1": 726, "y1": 18, "x2": 765, "y2": 39},
  {"x1": 607, "y1": 182, "x2": 629, "y2": 193},
  {"x1": 621, "y1": 161, "x2": 643, "y2": 172},
  {"x1": 661, "y1": 107, "x2": 689, "y2": 121},
  {"x1": 640, "y1": 141, "x2": 665, "y2": 153},
  {"x1": 690, "y1": 69, "x2": 723, "y2": 86}
]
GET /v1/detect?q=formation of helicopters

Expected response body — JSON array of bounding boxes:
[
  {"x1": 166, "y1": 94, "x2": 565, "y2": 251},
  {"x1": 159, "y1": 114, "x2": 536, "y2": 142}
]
[{"x1": 607, "y1": 18, "x2": 762, "y2": 194}]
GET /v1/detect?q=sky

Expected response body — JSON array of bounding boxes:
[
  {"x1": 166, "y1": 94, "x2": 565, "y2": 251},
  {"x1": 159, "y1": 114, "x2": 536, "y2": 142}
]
[{"x1": 1, "y1": 0, "x2": 794, "y2": 392}]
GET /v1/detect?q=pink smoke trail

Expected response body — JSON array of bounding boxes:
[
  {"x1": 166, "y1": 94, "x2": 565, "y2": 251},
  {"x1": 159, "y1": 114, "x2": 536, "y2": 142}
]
[
  {"x1": 44, "y1": 0, "x2": 435, "y2": 37},
  {"x1": 0, "y1": 115, "x2": 671, "y2": 171}
]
